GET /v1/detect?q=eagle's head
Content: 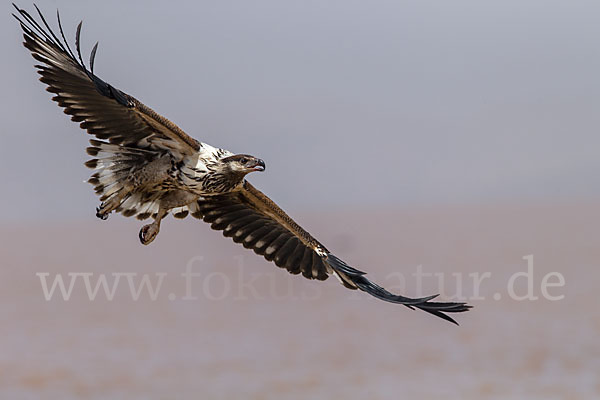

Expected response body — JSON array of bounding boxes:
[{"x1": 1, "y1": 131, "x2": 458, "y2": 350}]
[{"x1": 222, "y1": 154, "x2": 266, "y2": 175}]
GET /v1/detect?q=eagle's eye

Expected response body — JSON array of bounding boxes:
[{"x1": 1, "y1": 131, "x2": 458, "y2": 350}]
[{"x1": 240, "y1": 157, "x2": 248, "y2": 164}]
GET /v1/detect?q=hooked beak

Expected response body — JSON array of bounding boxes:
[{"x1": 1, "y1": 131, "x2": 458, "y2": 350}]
[{"x1": 252, "y1": 159, "x2": 265, "y2": 172}]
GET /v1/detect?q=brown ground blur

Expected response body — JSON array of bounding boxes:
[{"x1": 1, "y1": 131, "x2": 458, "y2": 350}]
[{"x1": 1, "y1": 202, "x2": 598, "y2": 399}]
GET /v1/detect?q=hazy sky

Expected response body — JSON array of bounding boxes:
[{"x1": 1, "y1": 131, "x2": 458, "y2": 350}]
[{"x1": 2, "y1": 0, "x2": 599, "y2": 221}]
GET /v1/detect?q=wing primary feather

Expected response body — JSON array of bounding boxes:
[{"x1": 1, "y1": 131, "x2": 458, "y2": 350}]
[
  {"x1": 325, "y1": 253, "x2": 472, "y2": 325},
  {"x1": 56, "y1": 8, "x2": 77, "y2": 62},
  {"x1": 75, "y1": 21, "x2": 87, "y2": 71},
  {"x1": 13, "y1": 4, "x2": 53, "y2": 43},
  {"x1": 90, "y1": 41, "x2": 99, "y2": 74},
  {"x1": 33, "y1": 4, "x2": 66, "y2": 53}
]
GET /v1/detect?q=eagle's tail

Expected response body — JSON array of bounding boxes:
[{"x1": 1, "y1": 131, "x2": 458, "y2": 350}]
[
  {"x1": 326, "y1": 254, "x2": 472, "y2": 325},
  {"x1": 85, "y1": 140, "x2": 161, "y2": 220}
]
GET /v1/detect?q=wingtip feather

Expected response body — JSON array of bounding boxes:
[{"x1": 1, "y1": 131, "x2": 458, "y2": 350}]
[{"x1": 326, "y1": 253, "x2": 472, "y2": 324}]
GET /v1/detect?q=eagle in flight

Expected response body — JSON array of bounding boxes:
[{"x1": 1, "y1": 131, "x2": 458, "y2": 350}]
[{"x1": 14, "y1": 4, "x2": 471, "y2": 324}]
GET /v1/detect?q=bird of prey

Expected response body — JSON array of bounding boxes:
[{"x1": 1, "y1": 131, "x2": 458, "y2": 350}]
[{"x1": 13, "y1": 4, "x2": 471, "y2": 324}]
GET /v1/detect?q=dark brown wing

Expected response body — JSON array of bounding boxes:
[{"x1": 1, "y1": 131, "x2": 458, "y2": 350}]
[
  {"x1": 14, "y1": 4, "x2": 199, "y2": 157},
  {"x1": 193, "y1": 181, "x2": 472, "y2": 324},
  {"x1": 193, "y1": 182, "x2": 330, "y2": 280}
]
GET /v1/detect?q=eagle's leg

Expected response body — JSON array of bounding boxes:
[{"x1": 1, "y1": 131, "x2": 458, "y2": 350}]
[
  {"x1": 139, "y1": 207, "x2": 168, "y2": 245},
  {"x1": 138, "y1": 190, "x2": 199, "y2": 245}
]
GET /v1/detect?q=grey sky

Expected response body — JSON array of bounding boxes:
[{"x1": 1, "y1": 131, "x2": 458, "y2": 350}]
[{"x1": 2, "y1": 0, "x2": 599, "y2": 221}]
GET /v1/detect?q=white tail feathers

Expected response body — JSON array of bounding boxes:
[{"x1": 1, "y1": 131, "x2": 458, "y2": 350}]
[{"x1": 86, "y1": 140, "x2": 157, "y2": 220}]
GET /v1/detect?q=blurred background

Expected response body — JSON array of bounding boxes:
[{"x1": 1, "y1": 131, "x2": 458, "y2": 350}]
[{"x1": 1, "y1": 0, "x2": 599, "y2": 398}]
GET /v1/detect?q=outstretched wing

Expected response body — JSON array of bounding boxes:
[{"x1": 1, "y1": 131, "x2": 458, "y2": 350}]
[
  {"x1": 192, "y1": 182, "x2": 472, "y2": 324},
  {"x1": 13, "y1": 4, "x2": 200, "y2": 157}
]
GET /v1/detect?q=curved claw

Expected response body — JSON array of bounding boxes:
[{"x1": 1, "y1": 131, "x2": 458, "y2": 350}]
[{"x1": 139, "y1": 224, "x2": 158, "y2": 245}]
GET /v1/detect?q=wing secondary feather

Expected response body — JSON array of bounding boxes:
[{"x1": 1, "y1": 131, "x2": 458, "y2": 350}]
[{"x1": 193, "y1": 182, "x2": 330, "y2": 280}]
